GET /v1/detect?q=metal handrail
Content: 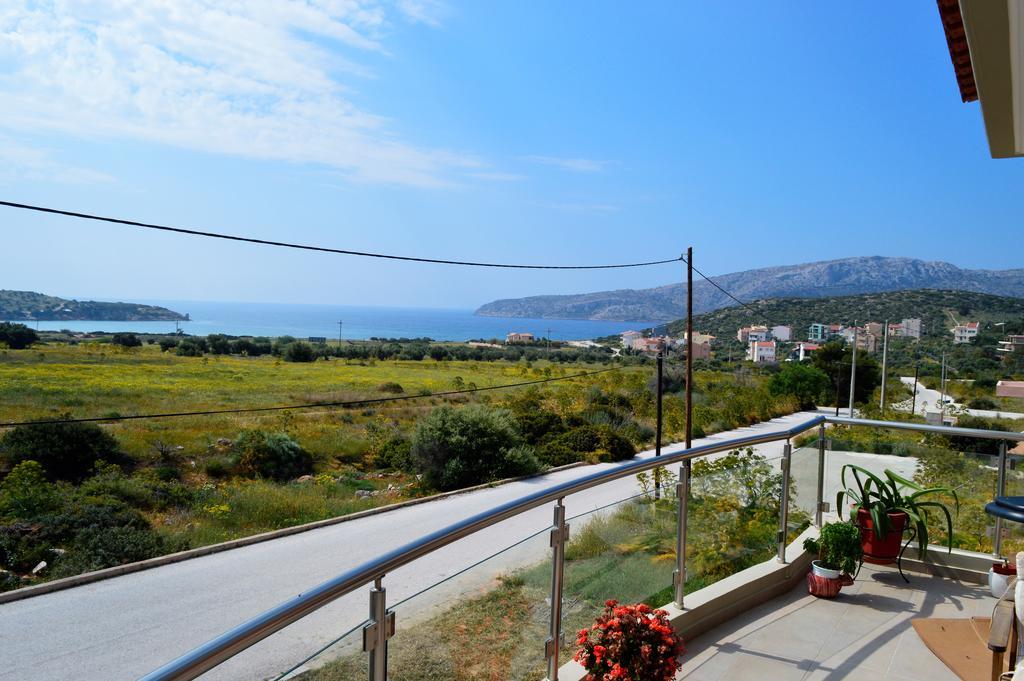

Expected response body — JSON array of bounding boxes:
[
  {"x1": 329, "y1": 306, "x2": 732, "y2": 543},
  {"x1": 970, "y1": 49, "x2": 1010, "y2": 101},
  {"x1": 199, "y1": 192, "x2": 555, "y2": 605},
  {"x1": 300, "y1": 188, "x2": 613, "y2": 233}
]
[
  {"x1": 827, "y1": 416, "x2": 1024, "y2": 442},
  {"x1": 140, "y1": 413, "x2": 1022, "y2": 680}
]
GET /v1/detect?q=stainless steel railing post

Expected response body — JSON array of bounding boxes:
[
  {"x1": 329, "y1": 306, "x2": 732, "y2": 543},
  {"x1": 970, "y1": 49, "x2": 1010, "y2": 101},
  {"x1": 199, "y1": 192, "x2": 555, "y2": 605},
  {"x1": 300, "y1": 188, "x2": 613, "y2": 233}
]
[
  {"x1": 816, "y1": 423, "x2": 826, "y2": 528},
  {"x1": 546, "y1": 499, "x2": 569, "y2": 681},
  {"x1": 363, "y1": 577, "x2": 395, "y2": 681},
  {"x1": 778, "y1": 443, "x2": 792, "y2": 563},
  {"x1": 673, "y1": 460, "x2": 690, "y2": 609},
  {"x1": 995, "y1": 440, "x2": 1008, "y2": 558}
]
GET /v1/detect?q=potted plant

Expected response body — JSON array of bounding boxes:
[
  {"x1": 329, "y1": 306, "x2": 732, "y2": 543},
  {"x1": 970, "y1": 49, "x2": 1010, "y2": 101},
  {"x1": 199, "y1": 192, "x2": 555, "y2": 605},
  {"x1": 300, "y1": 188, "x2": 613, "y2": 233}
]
[
  {"x1": 837, "y1": 464, "x2": 959, "y2": 564},
  {"x1": 803, "y1": 521, "x2": 861, "y2": 598},
  {"x1": 575, "y1": 600, "x2": 685, "y2": 681}
]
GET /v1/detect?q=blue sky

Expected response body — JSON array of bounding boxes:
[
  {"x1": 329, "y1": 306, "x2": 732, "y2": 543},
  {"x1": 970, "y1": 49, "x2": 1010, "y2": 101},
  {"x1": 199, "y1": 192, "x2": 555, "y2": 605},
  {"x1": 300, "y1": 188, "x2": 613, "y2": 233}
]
[{"x1": 0, "y1": 1, "x2": 1020, "y2": 309}]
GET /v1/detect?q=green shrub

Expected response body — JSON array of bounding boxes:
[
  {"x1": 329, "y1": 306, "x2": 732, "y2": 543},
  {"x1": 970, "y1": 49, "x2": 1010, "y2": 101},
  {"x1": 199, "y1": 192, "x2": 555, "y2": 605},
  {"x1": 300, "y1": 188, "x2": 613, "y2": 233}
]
[
  {"x1": 283, "y1": 342, "x2": 316, "y2": 363},
  {"x1": 410, "y1": 405, "x2": 540, "y2": 490},
  {"x1": 377, "y1": 382, "x2": 405, "y2": 394},
  {"x1": 111, "y1": 333, "x2": 142, "y2": 348},
  {"x1": 0, "y1": 419, "x2": 124, "y2": 483},
  {"x1": 0, "y1": 461, "x2": 60, "y2": 519},
  {"x1": 0, "y1": 322, "x2": 38, "y2": 350},
  {"x1": 176, "y1": 339, "x2": 206, "y2": 356},
  {"x1": 968, "y1": 397, "x2": 998, "y2": 410},
  {"x1": 158, "y1": 338, "x2": 179, "y2": 352},
  {"x1": 537, "y1": 425, "x2": 635, "y2": 466},
  {"x1": 232, "y1": 430, "x2": 313, "y2": 481}
]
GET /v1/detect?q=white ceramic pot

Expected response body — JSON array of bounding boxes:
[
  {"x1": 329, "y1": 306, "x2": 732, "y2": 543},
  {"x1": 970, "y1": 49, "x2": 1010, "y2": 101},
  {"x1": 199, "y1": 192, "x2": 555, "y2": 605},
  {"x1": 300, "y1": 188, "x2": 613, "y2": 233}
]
[
  {"x1": 811, "y1": 560, "x2": 842, "y2": 580},
  {"x1": 989, "y1": 568, "x2": 1016, "y2": 600}
]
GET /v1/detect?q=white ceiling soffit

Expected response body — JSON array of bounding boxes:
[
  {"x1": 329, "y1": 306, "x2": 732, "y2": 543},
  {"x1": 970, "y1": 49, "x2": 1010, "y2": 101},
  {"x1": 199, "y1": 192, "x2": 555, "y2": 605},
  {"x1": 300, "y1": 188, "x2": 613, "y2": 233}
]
[{"x1": 1011, "y1": 0, "x2": 1024, "y2": 154}]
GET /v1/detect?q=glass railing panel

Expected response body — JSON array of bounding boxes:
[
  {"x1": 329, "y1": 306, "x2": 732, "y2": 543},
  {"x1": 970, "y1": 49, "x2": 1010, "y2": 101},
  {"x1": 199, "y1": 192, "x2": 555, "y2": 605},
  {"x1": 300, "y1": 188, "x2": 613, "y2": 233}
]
[
  {"x1": 825, "y1": 422, "x2": 995, "y2": 556},
  {"x1": 787, "y1": 444, "x2": 819, "y2": 540},
  {"x1": 995, "y1": 447, "x2": 1024, "y2": 557},
  {"x1": 382, "y1": 526, "x2": 553, "y2": 681},
  {"x1": 558, "y1": 488, "x2": 678, "y2": 639},
  {"x1": 684, "y1": 445, "x2": 787, "y2": 592}
]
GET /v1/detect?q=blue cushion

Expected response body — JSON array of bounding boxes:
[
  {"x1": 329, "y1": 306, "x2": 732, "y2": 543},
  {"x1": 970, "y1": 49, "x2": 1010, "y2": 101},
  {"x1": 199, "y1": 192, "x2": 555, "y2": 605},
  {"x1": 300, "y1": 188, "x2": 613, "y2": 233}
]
[{"x1": 985, "y1": 496, "x2": 1024, "y2": 524}]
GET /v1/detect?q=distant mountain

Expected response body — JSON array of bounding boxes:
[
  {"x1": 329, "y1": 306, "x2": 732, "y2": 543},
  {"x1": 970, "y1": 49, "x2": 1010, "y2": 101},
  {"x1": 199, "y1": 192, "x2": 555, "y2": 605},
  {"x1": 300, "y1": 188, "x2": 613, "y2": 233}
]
[
  {"x1": 664, "y1": 289, "x2": 1024, "y2": 342},
  {"x1": 0, "y1": 290, "x2": 188, "y2": 322},
  {"x1": 475, "y1": 257, "x2": 1024, "y2": 322}
]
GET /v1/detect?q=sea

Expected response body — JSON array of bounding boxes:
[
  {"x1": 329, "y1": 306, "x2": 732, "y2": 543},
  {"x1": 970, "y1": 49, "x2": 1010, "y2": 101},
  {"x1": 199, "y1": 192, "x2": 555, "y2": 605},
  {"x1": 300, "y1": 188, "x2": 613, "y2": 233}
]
[{"x1": 20, "y1": 300, "x2": 661, "y2": 342}]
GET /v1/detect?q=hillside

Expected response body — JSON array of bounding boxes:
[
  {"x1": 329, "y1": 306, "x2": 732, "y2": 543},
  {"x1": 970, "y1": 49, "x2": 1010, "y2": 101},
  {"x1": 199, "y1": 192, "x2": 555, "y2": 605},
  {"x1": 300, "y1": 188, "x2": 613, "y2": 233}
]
[
  {"x1": 664, "y1": 289, "x2": 1024, "y2": 342},
  {"x1": 475, "y1": 256, "x2": 1024, "y2": 321},
  {"x1": 0, "y1": 290, "x2": 188, "y2": 322}
]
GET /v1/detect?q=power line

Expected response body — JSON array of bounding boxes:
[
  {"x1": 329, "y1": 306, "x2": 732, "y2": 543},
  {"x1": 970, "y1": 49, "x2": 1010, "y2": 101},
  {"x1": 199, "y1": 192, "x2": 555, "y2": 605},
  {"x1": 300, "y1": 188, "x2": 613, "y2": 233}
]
[
  {"x1": 686, "y1": 260, "x2": 761, "y2": 316},
  {"x1": 0, "y1": 200, "x2": 682, "y2": 270},
  {"x1": 0, "y1": 366, "x2": 621, "y2": 428}
]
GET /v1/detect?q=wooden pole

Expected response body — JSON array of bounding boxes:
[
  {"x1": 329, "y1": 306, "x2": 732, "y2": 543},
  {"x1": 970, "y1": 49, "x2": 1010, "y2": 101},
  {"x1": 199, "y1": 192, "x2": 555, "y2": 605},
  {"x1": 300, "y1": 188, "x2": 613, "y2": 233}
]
[{"x1": 686, "y1": 246, "x2": 693, "y2": 449}]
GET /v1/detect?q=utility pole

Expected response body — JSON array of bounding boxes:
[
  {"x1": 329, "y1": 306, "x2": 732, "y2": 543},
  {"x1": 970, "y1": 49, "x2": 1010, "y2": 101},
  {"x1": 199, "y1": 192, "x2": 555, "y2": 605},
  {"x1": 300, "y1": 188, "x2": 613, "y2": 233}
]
[
  {"x1": 338, "y1": 320, "x2": 343, "y2": 346},
  {"x1": 879, "y1": 320, "x2": 889, "y2": 415},
  {"x1": 655, "y1": 351, "x2": 663, "y2": 500},
  {"x1": 848, "y1": 321, "x2": 858, "y2": 418},
  {"x1": 911, "y1": 362, "x2": 920, "y2": 416},
  {"x1": 547, "y1": 328, "x2": 551, "y2": 355},
  {"x1": 686, "y1": 246, "x2": 693, "y2": 449},
  {"x1": 940, "y1": 352, "x2": 947, "y2": 422}
]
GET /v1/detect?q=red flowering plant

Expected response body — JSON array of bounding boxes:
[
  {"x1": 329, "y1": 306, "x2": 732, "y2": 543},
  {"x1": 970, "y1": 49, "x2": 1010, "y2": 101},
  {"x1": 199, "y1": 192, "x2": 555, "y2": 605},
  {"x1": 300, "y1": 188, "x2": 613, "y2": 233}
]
[{"x1": 574, "y1": 600, "x2": 685, "y2": 681}]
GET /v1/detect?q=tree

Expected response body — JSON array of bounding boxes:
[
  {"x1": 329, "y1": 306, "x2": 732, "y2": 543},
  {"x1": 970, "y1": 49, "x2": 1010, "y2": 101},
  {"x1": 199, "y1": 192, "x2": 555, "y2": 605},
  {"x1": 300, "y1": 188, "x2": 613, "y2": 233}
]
[
  {"x1": 812, "y1": 342, "x2": 882, "y2": 406},
  {"x1": 0, "y1": 419, "x2": 123, "y2": 483},
  {"x1": 768, "y1": 362, "x2": 830, "y2": 409},
  {"x1": 111, "y1": 333, "x2": 142, "y2": 348},
  {"x1": 410, "y1": 405, "x2": 541, "y2": 490},
  {"x1": 0, "y1": 322, "x2": 38, "y2": 350}
]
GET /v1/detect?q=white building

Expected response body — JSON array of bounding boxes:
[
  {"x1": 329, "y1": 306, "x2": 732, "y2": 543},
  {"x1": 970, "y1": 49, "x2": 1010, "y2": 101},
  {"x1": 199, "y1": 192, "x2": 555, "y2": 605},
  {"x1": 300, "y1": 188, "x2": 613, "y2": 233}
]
[
  {"x1": 621, "y1": 331, "x2": 643, "y2": 348},
  {"x1": 951, "y1": 322, "x2": 980, "y2": 344},
  {"x1": 748, "y1": 340, "x2": 776, "y2": 363},
  {"x1": 770, "y1": 325, "x2": 792, "y2": 342}
]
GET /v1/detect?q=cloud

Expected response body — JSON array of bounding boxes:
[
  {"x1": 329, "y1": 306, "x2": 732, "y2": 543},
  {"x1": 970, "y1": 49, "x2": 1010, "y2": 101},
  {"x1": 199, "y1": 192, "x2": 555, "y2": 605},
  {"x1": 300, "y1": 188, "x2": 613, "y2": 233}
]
[
  {"x1": 521, "y1": 155, "x2": 614, "y2": 173},
  {"x1": 0, "y1": 135, "x2": 114, "y2": 184},
  {"x1": 396, "y1": 0, "x2": 448, "y2": 27},
  {"x1": 468, "y1": 171, "x2": 525, "y2": 182},
  {"x1": 0, "y1": 1, "x2": 476, "y2": 187}
]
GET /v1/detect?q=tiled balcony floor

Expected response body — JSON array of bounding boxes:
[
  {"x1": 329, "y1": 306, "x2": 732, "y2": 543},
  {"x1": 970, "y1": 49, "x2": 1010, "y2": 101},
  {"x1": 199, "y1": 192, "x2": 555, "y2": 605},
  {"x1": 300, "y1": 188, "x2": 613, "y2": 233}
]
[{"x1": 677, "y1": 564, "x2": 999, "y2": 681}]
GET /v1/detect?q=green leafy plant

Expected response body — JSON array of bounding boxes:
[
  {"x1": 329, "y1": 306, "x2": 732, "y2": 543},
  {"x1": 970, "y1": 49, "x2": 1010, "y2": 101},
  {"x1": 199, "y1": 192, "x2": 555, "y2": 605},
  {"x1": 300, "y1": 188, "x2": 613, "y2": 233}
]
[
  {"x1": 836, "y1": 464, "x2": 959, "y2": 559},
  {"x1": 802, "y1": 521, "x2": 861, "y2": 574}
]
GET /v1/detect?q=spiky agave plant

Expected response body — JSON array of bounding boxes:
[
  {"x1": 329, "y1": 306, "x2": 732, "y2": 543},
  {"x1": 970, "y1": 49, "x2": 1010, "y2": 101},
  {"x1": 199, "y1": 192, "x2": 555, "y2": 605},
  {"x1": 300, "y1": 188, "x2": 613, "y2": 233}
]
[{"x1": 837, "y1": 464, "x2": 959, "y2": 559}]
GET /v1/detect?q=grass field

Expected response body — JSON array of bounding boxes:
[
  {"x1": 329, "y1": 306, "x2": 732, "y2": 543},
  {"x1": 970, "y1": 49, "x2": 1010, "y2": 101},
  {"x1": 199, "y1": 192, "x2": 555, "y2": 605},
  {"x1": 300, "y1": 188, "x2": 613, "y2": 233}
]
[
  {"x1": 0, "y1": 340, "x2": 801, "y2": 588},
  {"x1": 0, "y1": 343, "x2": 615, "y2": 459}
]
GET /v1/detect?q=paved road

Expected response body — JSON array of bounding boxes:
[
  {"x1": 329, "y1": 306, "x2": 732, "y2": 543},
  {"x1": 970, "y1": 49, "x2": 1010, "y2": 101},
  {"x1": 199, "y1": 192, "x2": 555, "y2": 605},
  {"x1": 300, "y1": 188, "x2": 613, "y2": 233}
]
[
  {"x1": 896, "y1": 377, "x2": 1024, "y2": 421},
  {"x1": 0, "y1": 411, "x2": 899, "y2": 681}
]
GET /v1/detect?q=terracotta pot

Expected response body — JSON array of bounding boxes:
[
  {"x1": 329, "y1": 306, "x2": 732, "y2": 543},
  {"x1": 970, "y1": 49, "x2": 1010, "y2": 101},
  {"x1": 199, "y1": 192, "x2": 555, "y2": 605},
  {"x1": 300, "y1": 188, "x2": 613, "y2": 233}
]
[
  {"x1": 856, "y1": 507, "x2": 908, "y2": 564},
  {"x1": 806, "y1": 564, "x2": 854, "y2": 598}
]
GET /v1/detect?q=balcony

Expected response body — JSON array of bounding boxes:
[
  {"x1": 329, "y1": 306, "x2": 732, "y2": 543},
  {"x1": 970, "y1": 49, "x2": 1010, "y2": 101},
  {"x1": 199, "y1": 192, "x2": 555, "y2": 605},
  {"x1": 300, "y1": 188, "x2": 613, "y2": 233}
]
[
  {"x1": 135, "y1": 415, "x2": 1023, "y2": 681},
  {"x1": 678, "y1": 562, "x2": 997, "y2": 681}
]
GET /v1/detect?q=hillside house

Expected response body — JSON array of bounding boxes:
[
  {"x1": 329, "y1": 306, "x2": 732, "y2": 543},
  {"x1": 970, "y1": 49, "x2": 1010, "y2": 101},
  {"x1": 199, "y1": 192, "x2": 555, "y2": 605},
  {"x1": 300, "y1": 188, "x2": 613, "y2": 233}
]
[
  {"x1": 620, "y1": 331, "x2": 643, "y2": 349},
  {"x1": 807, "y1": 323, "x2": 828, "y2": 342},
  {"x1": 791, "y1": 342, "x2": 820, "y2": 362},
  {"x1": 997, "y1": 380, "x2": 1024, "y2": 398},
  {"x1": 900, "y1": 318, "x2": 922, "y2": 338},
  {"x1": 748, "y1": 340, "x2": 776, "y2": 363},
  {"x1": 997, "y1": 335, "x2": 1024, "y2": 353},
  {"x1": 770, "y1": 325, "x2": 792, "y2": 341},
  {"x1": 951, "y1": 322, "x2": 980, "y2": 344},
  {"x1": 505, "y1": 332, "x2": 535, "y2": 344},
  {"x1": 737, "y1": 325, "x2": 769, "y2": 343}
]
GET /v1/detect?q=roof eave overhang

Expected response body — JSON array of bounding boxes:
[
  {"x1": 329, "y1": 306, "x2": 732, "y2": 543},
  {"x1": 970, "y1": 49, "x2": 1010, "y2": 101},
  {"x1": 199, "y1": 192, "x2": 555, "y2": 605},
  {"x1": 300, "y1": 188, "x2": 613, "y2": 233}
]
[{"x1": 959, "y1": 0, "x2": 1024, "y2": 157}]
